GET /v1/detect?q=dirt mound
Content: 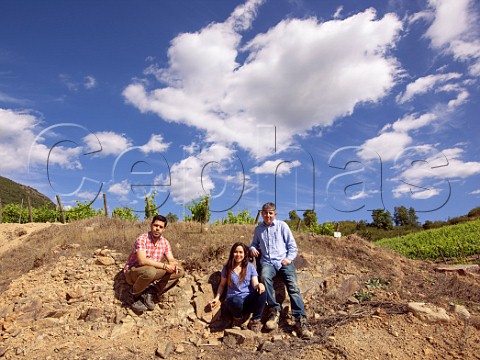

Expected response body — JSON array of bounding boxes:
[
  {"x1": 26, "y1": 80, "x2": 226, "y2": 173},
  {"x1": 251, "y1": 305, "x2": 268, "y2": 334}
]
[
  {"x1": 0, "y1": 222, "x2": 60, "y2": 256},
  {"x1": 0, "y1": 223, "x2": 478, "y2": 359}
]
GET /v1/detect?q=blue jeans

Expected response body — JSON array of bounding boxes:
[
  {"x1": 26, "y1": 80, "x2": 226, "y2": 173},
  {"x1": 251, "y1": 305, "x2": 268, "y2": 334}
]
[
  {"x1": 225, "y1": 290, "x2": 267, "y2": 321},
  {"x1": 260, "y1": 262, "x2": 306, "y2": 321}
]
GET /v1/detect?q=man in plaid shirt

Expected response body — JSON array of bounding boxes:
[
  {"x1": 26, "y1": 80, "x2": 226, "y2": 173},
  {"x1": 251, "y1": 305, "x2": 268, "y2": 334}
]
[{"x1": 124, "y1": 214, "x2": 185, "y2": 313}]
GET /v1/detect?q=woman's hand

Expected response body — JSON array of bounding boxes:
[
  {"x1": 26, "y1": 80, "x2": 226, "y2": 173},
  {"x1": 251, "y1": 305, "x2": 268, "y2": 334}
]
[
  {"x1": 209, "y1": 298, "x2": 219, "y2": 308},
  {"x1": 257, "y1": 283, "x2": 265, "y2": 294}
]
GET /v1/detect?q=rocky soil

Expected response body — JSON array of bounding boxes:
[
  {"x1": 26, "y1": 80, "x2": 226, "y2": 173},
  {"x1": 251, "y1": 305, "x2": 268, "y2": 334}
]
[{"x1": 0, "y1": 223, "x2": 479, "y2": 359}]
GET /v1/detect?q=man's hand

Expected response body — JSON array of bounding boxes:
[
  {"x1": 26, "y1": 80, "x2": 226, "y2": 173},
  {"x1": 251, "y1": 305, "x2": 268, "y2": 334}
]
[
  {"x1": 250, "y1": 248, "x2": 260, "y2": 257},
  {"x1": 164, "y1": 263, "x2": 176, "y2": 273},
  {"x1": 281, "y1": 258, "x2": 291, "y2": 266}
]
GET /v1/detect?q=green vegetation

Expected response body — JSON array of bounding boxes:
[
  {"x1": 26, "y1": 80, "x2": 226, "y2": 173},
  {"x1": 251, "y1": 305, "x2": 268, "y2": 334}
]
[
  {"x1": 371, "y1": 208, "x2": 393, "y2": 230},
  {"x1": 218, "y1": 209, "x2": 255, "y2": 225},
  {"x1": 309, "y1": 222, "x2": 335, "y2": 236},
  {"x1": 353, "y1": 289, "x2": 374, "y2": 302},
  {"x1": 144, "y1": 192, "x2": 159, "y2": 219},
  {"x1": 375, "y1": 219, "x2": 480, "y2": 261},
  {"x1": 184, "y1": 195, "x2": 210, "y2": 223},
  {"x1": 2, "y1": 203, "x2": 61, "y2": 223},
  {"x1": 1, "y1": 197, "x2": 141, "y2": 224},
  {"x1": 302, "y1": 209, "x2": 318, "y2": 228},
  {"x1": 64, "y1": 201, "x2": 103, "y2": 222},
  {"x1": 354, "y1": 277, "x2": 390, "y2": 302},
  {"x1": 112, "y1": 207, "x2": 139, "y2": 222},
  {"x1": 393, "y1": 206, "x2": 419, "y2": 227},
  {"x1": 165, "y1": 212, "x2": 179, "y2": 223}
]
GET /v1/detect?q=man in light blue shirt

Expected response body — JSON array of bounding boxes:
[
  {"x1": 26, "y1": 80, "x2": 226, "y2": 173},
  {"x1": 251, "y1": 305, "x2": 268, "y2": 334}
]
[{"x1": 250, "y1": 202, "x2": 313, "y2": 339}]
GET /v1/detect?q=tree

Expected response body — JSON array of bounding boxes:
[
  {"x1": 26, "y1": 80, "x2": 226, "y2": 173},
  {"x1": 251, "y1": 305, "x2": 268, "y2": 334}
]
[
  {"x1": 184, "y1": 195, "x2": 210, "y2": 223},
  {"x1": 393, "y1": 206, "x2": 419, "y2": 227},
  {"x1": 356, "y1": 220, "x2": 368, "y2": 230},
  {"x1": 144, "y1": 192, "x2": 159, "y2": 219},
  {"x1": 302, "y1": 209, "x2": 318, "y2": 228},
  {"x1": 467, "y1": 206, "x2": 480, "y2": 218},
  {"x1": 407, "y1": 207, "x2": 419, "y2": 227},
  {"x1": 165, "y1": 212, "x2": 179, "y2": 223},
  {"x1": 371, "y1": 209, "x2": 393, "y2": 230},
  {"x1": 393, "y1": 206, "x2": 408, "y2": 226},
  {"x1": 289, "y1": 210, "x2": 300, "y2": 222}
]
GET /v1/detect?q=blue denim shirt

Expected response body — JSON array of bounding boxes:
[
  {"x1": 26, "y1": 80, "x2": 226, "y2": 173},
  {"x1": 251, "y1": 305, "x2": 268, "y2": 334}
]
[{"x1": 250, "y1": 219, "x2": 298, "y2": 270}]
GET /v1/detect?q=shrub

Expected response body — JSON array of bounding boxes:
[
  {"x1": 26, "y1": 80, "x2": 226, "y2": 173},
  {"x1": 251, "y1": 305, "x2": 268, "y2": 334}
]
[
  {"x1": 112, "y1": 207, "x2": 139, "y2": 222},
  {"x1": 64, "y1": 201, "x2": 102, "y2": 222},
  {"x1": 221, "y1": 209, "x2": 255, "y2": 224},
  {"x1": 144, "y1": 192, "x2": 159, "y2": 219},
  {"x1": 33, "y1": 205, "x2": 59, "y2": 222},
  {"x1": 1, "y1": 203, "x2": 28, "y2": 223},
  {"x1": 309, "y1": 222, "x2": 335, "y2": 236},
  {"x1": 184, "y1": 195, "x2": 210, "y2": 223}
]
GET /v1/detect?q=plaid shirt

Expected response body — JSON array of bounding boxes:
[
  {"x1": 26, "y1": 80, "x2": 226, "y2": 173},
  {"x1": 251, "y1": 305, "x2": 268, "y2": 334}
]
[{"x1": 123, "y1": 231, "x2": 172, "y2": 272}]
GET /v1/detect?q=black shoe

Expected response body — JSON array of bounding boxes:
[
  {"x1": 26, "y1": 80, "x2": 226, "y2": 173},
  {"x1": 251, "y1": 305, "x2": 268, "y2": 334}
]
[
  {"x1": 131, "y1": 296, "x2": 147, "y2": 313},
  {"x1": 142, "y1": 290, "x2": 156, "y2": 311}
]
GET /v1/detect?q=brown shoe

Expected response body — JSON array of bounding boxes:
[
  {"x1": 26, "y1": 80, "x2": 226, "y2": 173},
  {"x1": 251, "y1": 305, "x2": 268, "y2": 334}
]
[
  {"x1": 247, "y1": 319, "x2": 261, "y2": 333},
  {"x1": 265, "y1": 310, "x2": 279, "y2": 330},
  {"x1": 295, "y1": 318, "x2": 313, "y2": 339}
]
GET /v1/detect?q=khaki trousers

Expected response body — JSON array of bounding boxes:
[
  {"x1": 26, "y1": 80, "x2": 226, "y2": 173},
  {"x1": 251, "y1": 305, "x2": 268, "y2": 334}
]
[{"x1": 125, "y1": 265, "x2": 185, "y2": 295}]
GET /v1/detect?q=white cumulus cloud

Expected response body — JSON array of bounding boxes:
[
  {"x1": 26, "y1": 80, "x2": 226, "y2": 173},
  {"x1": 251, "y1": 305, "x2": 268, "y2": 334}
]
[
  {"x1": 139, "y1": 134, "x2": 170, "y2": 154},
  {"x1": 124, "y1": 1, "x2": 402, "y2": 159},
  {"x1": 396, "y1": 72, "x2": 462, "y2": 103},
  {"x1": 424, "y1": 0, "x2": 480, "y2": 76},
  {"x1": 83, "y1": 131, "x2": 133, "y2": 156},
  {"x1": 0, "y1": 108, "x2": 82, "y2": 174},
  {"x1": 251, "y1": 159, "x2": 301, "y2": 176}
]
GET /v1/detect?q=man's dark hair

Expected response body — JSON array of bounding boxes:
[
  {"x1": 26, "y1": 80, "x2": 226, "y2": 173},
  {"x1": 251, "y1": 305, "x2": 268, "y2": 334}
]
[{"x1": 151, "y1": 214, "x2": 168, "y2": 227}]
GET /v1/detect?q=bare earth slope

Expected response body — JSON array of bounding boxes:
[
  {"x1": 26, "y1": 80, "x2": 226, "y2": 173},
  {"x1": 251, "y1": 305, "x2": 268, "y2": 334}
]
[{"x1": 0, "y1": 223, "x2": 479, "y2": 359}]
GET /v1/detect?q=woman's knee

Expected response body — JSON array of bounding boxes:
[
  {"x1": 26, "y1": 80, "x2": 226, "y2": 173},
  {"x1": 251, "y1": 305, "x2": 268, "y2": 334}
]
[{"x1": 226, "y1": 296, "x2": 243, "y2": 310}]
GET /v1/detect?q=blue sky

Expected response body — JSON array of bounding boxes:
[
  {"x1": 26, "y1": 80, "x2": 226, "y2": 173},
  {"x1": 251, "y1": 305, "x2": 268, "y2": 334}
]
[{"x1": 1, "y1": 0, "x2": 480, "y2": 224}]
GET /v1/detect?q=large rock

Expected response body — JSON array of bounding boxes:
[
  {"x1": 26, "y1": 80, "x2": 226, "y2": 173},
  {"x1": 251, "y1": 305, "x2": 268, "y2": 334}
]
[
  {"x1": 407, "y1": 302, "x2": 450, "y2": 324},
  {"x1": 223, "y1": 328, "x2": 258, "y2": 347}
]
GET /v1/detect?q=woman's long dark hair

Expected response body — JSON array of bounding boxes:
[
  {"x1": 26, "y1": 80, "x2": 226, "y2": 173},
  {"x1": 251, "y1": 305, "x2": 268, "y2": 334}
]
[{"x1": 226, "y1": 242, "x2": 249, "y2": 287}]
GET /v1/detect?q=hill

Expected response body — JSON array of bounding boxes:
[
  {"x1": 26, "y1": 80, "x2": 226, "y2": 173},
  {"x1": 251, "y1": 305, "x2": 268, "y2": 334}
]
[
  {"x1": 0, "y1": 218, "x2": 479, "y2": 359},
  {"x1": 0, "y1": 176, "x2": 55, "y2": 208}
]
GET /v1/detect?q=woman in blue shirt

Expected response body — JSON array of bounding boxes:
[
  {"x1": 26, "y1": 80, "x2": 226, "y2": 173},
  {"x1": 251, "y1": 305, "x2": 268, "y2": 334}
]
[{"x1": 209, "y1": 242, "x2": 266, "y2": 332}]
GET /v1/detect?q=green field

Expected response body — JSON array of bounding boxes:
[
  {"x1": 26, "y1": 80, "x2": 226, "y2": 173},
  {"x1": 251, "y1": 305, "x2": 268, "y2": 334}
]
[{"x1": 375, "y1": 219, "x2": 480, "y2": 261}]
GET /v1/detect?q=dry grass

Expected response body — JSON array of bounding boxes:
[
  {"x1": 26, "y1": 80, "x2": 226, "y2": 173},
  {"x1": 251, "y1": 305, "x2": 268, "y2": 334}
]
[
  {"x1": 0, "y1": 217, "x2": 257, "y2": 291},
  {"x1": 2, "y1": 217, "x2": 479, "y2": 313}
]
